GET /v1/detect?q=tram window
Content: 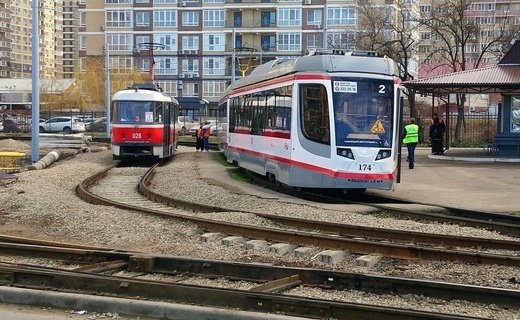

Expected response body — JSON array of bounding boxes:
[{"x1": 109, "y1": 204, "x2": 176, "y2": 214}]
[
  {"x1": 300, "y1": 84, "x2": 330, "y2": 144},
  {"x1": 155, "y1": 102, "x2": 163, "y2": 123}
]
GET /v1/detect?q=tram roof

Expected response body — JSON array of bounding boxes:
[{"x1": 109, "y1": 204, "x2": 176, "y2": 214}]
[
  {"x1": 225, "y1": 52, "x2": 400, "y2": 94},
  {"x1": 112, "y1": 88, "x2": 176, "y2": 103}
]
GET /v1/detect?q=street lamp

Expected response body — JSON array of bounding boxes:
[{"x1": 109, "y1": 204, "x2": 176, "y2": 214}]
[{"x1": 5, "y1": 84, "x2": 16, "y2": 114}]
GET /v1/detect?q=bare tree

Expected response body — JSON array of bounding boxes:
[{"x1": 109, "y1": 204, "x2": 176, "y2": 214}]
[
  {"x1": 73, "y1": 57, "x2": 149, "y2": 111},
  {"x1": 419, "y1": 0, "x2": 520, "y2": 143},
  {"x1": 356, "y1": 0, "x2": 420, "y2": 118}
]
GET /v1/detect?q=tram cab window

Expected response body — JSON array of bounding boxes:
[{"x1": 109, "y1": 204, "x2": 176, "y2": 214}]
[
  {"x1": 115, "y1": 101, "x2": 155, "y2": 123},
  {"x1": 332, "y1": 78, "x2": 393, "y2": 148},
  {"x1": 300, "y1": 84, "x2": 330, "y2": 144}
]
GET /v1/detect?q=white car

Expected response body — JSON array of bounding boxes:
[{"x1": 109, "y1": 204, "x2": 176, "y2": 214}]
[
  {"x1": 39, "y1": 116, "x2": 86, "y2": 134},
  {"x1": 177, "y1": 116, "x2": 199, "y2": 134}
]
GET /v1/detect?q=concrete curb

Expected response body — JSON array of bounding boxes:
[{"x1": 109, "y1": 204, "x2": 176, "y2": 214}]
[{"x1": 0, "y1": 286, "x2": 303, "y2": 320}]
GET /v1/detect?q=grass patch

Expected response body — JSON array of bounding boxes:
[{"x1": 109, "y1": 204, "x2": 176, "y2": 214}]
[
  {"x1": 372, "y1": 210, "x2": 396, "y2": 219},
  {"x1": 215, "y1": 152, "x2": 233, "y2": 167},
  {"x1": 513, "y1": 211, "x2": 520, "y2": 217},
  {"x1": 228, "y1": 167, "x2": 250, "y2": 182}
]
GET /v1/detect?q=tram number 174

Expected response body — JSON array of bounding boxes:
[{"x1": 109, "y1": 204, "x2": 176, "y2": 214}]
[{"x1": 357, "y1": 164, "x2": 373, "y2": 171}]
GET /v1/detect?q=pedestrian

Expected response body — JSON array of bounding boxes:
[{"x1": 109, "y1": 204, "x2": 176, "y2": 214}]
[
  {"x1": 402, "y1": 117, "x2": 420, "y2": 169},
  {"x1": 195, "y1": 124, "x2": 203, "y2": 151},
  {"x1": 429, "y1": 113, "x2": 446, "y2": 155},
  {"x1": 201, "y1": 121, "x2": 211, "y2": 152}
]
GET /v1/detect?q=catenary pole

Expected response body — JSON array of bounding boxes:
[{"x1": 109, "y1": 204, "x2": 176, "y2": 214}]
[
  {"x1": 231, "y1": 28, "x2": 236, "y2": 83},
  {"x1": 31, "y1": 0, "x2": 40, "y2": 163},
  {"x1": 104, "y1": 42, "x2": 111, "y2": 137}
]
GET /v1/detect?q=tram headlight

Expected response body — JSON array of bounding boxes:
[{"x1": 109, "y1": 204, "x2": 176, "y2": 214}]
[
  {"x1": 376, "y1": 150, "x2": 391, "y2": 160},
  {"x1": 337, "y1": 148, "x2": 355, "y2": 160}
]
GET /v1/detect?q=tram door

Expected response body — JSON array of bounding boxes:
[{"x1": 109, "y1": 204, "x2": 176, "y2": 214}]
[{"x1": 163, "y1": 102, "x2": 171, "y2": 156}]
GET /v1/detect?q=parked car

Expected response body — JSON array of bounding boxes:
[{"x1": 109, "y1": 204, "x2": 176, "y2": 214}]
[
  {"x1": 177, "y1": 116, "x2": 199, "y2": 135},
  {"x1": 86, "y1": 117, "x2": 107, "y2": 132},
  {"x1": 2, "y1": 119, "x2": 20, "y2": 133},
  {"x1": 39, "y1": 116, "x2": 86, "y2": 133}
]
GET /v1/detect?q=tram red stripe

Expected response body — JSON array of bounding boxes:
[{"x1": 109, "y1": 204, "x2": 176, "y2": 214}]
[{"x1": 227, "y1": 146, "x2": 396, "y2": 181}]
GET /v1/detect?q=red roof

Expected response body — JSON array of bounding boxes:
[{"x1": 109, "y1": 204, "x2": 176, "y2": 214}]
[{"x1": 404, "y1": 41, "x2": 520, "y2": 94}]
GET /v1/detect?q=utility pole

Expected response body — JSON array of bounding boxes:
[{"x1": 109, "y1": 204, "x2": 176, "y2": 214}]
[
  {"x1": 104, "y1": 42, "x2": 111, "y2": 137},
  {"x1": 231, "y1": 28, "x2": 236, "y2": 83},
  {"x1": 31, "y1": 0, "x2": 40, "y2": 163}
]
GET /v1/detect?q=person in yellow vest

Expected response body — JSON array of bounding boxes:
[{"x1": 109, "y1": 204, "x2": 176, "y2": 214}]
[{"x1": 402, "y1": 118, "x2": 420, "y2": 169}]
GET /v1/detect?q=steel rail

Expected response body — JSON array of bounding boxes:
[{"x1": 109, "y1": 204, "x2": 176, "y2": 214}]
[
  {"x1": 247, "y1": 173, "x2": 520, "y2": 237},
  {"x1": 0, "y1": 263, "x2": 502, "y2": 320},
  {"x1": 76, "y1": 166, "x2": 520, "y2": 267},
  {"x1": 139, "y1": 165, "x2": 520, "y2": 251},
  {"x1": 0, "y1": 241, "x2": 518, "y2": 309}
]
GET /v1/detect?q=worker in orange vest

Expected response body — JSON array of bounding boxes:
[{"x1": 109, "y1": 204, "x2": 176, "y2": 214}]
[
  {"x1": 201, "y1": 121, "x2": 211, "y2": 152},
  {"x1": 195, "y1": 124, "x2": 203, "y2": 151}
]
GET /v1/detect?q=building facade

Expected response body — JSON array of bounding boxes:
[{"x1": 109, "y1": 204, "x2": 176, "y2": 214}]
[
  {"x1": 0, "y1": 0, "x2": 65, "y2": 79},
  {"x1": 80, "y1": 0, "x2": 375, "y2": 114}
]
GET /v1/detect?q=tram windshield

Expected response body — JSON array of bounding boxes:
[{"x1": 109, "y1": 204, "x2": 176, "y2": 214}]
[
  {"x1": 332, "y1": 78, "x2": 394, "y2": 148},
  {"x1": 113, "y1": 101, "x2": 163, "y2": 123}
]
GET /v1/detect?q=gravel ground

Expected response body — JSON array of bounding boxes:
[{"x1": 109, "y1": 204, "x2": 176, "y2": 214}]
[{"x1": 0, "y1": 144, "x2": 519, "y2": 319}]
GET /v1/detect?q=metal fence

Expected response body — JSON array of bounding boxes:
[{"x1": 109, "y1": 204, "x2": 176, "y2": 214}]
[{"x1": 417, "y1": 113, "x2": 498, "y2": 147}]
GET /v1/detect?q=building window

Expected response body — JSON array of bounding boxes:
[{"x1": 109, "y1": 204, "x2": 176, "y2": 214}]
[
  {"x1": 182, "y1": 58, "x2": 199, "y2": 74},
  {"x1": 512, "y1": 96, "x2": 520, "y2": 132},
  {"x1": 183, "y1": 83, "x2": 199, "y2": 97},
  {"x1": 79, "y1": 35, "x2": 86, "y2": 50},
  {"x1": 278, "y1": 8, "x2": 301, "y2": 26},
  {"x1": 277, "y1": 32, "x2": 301, "y2": 51},
  {"x1": 105, "y1": 0, "x2": 131, "y2": 3},
  {"x1": 154, "y1": 0, "x2": 178, "y2": 4},
  {"x1": 306, "y1": 34, "x2": 319, "y2": 50},
  {"x1": 156, "y1": 57, "x2": 178, "y2": 75},
  {"x1": 182, "y1": 11, "x2": 199, "y2": 26},
  {"x1": 203, "y1": 57, "x2": 225, "y2": 75},
  {"x1": 106, "y1": 33, "x2": 132, "y2": 51},
  {"x1": 106, "y1": 10, "x2": 132, "y2": 28},
  {"x1": 327, "y1": 7, "x2": 356, "y2": 26},
  {"x1": 203, "y1": 81, "x2": 226, "y2": 97},
  {"x1": 203, "y1": 34, "x2": 225, "y2": 51},
  {"x1": 203, "y1": 9, "x2": 225, "y2": 27},
  {"x1": 261, "y1": 12, "x2": 276, "y2": 27},
  {"x1": 307, "y1": 9, "x2": 321, "y2": 26},
  {"x1": 182, "y1": 35, "x2": 199, "y2": 50},
  {"x1": 135, "y1": 35, "x2": 150, "y2": 48},
  {"x1": 109, "y1": 57, "x2": 132, "y2": 73},
  {"x1": 154, "y1": 80, "x2": 177, "y2": 96},
  {"x1": 154, "y1": 34, "x2": 177, "y2": 51},
  {"x1": 203, "y1": 0, "x2": 224, "y2": 2},
  {"x1": 154, "y1": 9, "x2": 177, "y2": 27},
  {"x1": 135, "y1": 12, "x2": 150, "y2": 27}
]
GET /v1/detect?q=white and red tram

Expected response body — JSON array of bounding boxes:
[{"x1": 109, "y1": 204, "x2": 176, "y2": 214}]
[
  {"x1": 111, "y1": 83, "x2": 180, "y2": 160},
  {"x1": 219, "y1": 50, "x2": 405, "y2": 192}
]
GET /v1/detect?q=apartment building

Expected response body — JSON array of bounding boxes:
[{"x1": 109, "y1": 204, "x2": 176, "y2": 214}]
[
  {"x1": 80, "y1": 0, "x2": 370, "y2": 112},
  {"x1": 417, "y1": 0, "x2": 520, "y2": 77},
  {"x1": 63, "y1": 0, "x2": 79, "y2": 79},
  {"x1": 0, "y1": 0, "x2": 11, "y2": 78},
  {"x1": 0, "y1": 0, "x2": 64, "y2": 79}
]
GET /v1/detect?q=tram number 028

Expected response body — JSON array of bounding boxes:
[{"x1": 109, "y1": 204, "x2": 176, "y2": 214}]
[
  {"x1": 132, "y1": 132, "x2": 142, "y2": 139},
  {"x1": 357, "y1": 164, "x2": 373, "y2": 171}
]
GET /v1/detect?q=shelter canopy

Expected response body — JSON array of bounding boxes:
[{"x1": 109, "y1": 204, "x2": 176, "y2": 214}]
[{"x1": 403, "y1": 41, "x2": 520, "y2": 95}]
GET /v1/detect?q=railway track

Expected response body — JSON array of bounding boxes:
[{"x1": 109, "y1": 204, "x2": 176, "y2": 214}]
[
  {"x1": 0, "y1": 235, "x2": 518, "y2": 319},
  {"x1": 246, "y1": 172, "x2": 520, "y2": 237},
  {"x1": 76, "y1": 163, "x2": 520, "y2": 268}
]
